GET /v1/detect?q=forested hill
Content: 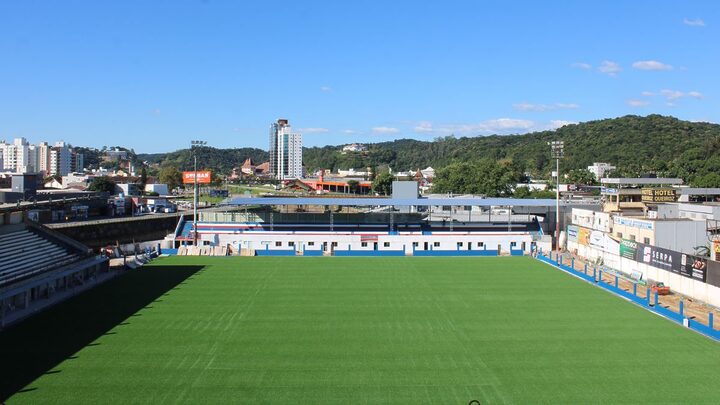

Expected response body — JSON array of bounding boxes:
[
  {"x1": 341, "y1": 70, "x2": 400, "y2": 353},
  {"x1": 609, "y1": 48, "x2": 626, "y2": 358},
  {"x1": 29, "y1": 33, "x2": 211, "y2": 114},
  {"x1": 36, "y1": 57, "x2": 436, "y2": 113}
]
[
  {"x1": 303, "y1": 115, "x2": 720, "y2": 185},
  {"x1": 138, "y1": 115, "x2": 720, "y2": 186},
  {"x1": 138, "y1": 147, "x2": 269, "y2": 174}
]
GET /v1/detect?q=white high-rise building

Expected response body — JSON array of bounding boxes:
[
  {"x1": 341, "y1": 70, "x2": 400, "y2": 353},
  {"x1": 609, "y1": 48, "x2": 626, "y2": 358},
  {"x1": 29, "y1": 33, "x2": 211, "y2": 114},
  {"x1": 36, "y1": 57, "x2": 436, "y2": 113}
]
[
  {"x1": 50, "y1": 142, "x2": 73, "y2": 176},
  {"x1": 268, "y1": 119, "x2": 303, "y2": 180},
  {"x1": 0, "y1": 138, "x2": 31, "y2": 172},
  {"x1": 36, "y1": 141, "x2": 51, "y2": 174}
]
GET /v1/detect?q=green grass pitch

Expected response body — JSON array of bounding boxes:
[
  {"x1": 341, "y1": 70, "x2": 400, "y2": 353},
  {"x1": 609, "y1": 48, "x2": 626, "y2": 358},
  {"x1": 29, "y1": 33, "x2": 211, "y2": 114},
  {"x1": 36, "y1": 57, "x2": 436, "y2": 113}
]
[{"x1": 3, "y1": 256, "x2": 720, "y2": 404}]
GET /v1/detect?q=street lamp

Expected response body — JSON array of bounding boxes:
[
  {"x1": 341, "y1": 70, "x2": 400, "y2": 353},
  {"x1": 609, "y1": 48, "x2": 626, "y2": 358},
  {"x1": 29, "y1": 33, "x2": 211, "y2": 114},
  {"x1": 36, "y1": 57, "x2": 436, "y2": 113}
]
[
  {"x1": 191, "y1": 140, "x2": 207, "y2": 246},
  {"x1": 549, "y1": 141, "x2": 564, "y2": 256}
]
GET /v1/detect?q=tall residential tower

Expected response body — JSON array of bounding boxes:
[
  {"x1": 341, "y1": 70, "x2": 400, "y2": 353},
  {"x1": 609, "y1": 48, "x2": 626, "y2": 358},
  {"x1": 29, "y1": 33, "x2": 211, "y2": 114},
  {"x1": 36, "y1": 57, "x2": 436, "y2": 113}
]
[{"x1": 268, "y1": 119, "x2": 303, "y2": 180}]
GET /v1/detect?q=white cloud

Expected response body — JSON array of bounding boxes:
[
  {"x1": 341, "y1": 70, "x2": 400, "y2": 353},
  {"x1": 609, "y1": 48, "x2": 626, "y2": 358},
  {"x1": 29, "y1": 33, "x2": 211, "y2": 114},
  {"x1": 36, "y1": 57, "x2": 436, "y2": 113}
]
[
  {"x1": 151, "y1": 108, "x2": 161, "y2": 115},
  {"x1": 341, "y1": 129, "x2": 358, "y2": 134},
  {"x1": 413, "y1": 121, "x2": 435, "y2": 132},
  {"x1": 683, "y1": 18, "x2": 705, "y2": 27},
  {"x1": 372, "y1": 126, "x2": 400, "y2": 134},
  {"x1": 626, "y1": 99, "x2": 650, "y2": 107},
  {"x1": 320, "y1": 86, "x2": 333, "y2": 93},
  {"x1": 641, "y1": 89, "x2": 704, "y2": 103},
  {"x1": 298, "y1": 127, "x2": 329, "y2": 133},
  {"x1": 513, "y1": 102, "x2": 579, "y2": 112},
  {"x1": 598, "y1": 60, "x2": 621, "y2": 76},
  {"x1": 547, "y1": 120, "x2": 577, "y2": 130},
  {"x1": 411, "y1": 118, "x2": 565, "y2": 136},
  {"x1": 572, "y1": 62, "x2": 592, "y2": 70},
  {"x1": 632, "y1": 60, "x2": 673, "y2": 71}
]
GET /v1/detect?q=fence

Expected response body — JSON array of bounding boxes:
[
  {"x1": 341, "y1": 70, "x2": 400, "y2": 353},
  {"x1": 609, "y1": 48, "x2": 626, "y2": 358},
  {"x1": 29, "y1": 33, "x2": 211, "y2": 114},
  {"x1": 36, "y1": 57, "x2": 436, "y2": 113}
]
[{"x1": 537, "y1": 250, "x2": 720, "y2": 341}]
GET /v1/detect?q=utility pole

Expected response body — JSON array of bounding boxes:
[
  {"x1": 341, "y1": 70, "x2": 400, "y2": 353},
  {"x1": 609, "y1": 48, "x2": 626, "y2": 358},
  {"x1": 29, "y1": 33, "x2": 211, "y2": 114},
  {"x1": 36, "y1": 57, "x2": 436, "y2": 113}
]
[
  {"x1": 549, "y1": 141, "x2": 564, "y2": 256},
  {"x1": 191, "y1": 140, "x2": 207, "y2": 246}
]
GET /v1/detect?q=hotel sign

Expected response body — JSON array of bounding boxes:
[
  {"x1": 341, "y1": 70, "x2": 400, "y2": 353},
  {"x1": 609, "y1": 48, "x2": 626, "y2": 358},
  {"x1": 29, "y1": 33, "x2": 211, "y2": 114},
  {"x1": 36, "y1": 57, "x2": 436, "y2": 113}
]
[{"x1": 641, "y1": 188, "x2": 677, "y2": 203}]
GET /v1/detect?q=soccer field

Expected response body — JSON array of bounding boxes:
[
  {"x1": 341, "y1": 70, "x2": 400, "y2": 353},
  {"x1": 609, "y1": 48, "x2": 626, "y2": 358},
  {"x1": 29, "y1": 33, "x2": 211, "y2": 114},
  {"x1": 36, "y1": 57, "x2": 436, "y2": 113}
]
[{"x1": 3, "y1": 256, "x2": 720, "y2": 404}]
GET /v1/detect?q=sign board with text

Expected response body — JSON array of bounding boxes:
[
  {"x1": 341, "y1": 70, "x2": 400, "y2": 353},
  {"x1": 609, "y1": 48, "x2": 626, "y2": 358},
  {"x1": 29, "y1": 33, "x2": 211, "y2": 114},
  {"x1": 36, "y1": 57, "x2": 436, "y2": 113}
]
[
  {"x1": 641, "y1": 188, "x2": 677, "y2": 203},
  {"x1": 182, "y1": 171, "x2": 212, "y2": 184}
]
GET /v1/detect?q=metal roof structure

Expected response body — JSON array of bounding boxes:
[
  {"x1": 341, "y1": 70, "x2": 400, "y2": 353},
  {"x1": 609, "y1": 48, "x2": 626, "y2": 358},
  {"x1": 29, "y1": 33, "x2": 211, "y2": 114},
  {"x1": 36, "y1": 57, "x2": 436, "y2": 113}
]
[
  {"x1": 225, "y1": 196, "x2": 565, "y2": 207},
  {"x1": 600, "y1": 178, "x2": 683, "y2": 185}
]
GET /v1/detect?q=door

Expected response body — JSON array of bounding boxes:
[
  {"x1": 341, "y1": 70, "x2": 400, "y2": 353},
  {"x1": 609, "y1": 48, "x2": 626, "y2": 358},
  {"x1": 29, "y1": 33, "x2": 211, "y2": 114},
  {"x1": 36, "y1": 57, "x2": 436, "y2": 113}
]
[
  {"x1": 424, "y1": 242, "x2": 428, "y2": 251},
  {"x1": 498, "y1": 244, "x2": 502, "y2": 255},
  {"x1": 373, "y1": 242, "x2": 378, "y2": 251}
]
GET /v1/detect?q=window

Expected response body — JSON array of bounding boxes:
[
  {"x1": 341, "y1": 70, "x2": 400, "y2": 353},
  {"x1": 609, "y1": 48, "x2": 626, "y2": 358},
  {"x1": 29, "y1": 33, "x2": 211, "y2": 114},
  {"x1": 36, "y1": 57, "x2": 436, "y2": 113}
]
[
  {"x1": 288, "y1": 241, "x2": 295, "y2": 247},
  {"x1": 433, "y1": 242, "x2": 440, "y2": 247},
  {"x1": 331, "y1": 242, "x2": 338, "y2": 247},
  {"x1": 361, "y1": 242, "x2": 368, "y2": 247},
  {"x1": 275, "y1": 241, "x2": 282, "y2": 247},
  {"x1": 384, "y1": 242, "x2": 390, "y2": 247},
  {"x1": 412, "y1": 242, "x2": 419, "y2": 247},
  {"x1": 511, "y1": 242, "x2": 517, "y2": 247},
  {"x1": 629, "y1": 235, "x2": 636, "y2": 241},
  {"x1": 457, "y1": 242, "x2": 463, "y2": 247},
  {"x1": 643, "y1": 237, "x2": 650, "y2": 244},
  {"x1": 617, "y1": 232, "x2": 623, "y2": 238},
  {"x1": 308, "y1": 242, "x2": 315, "y2": 246},
  {"x1": 477, "y1": 242, "x2": 484, "y2": 247}
]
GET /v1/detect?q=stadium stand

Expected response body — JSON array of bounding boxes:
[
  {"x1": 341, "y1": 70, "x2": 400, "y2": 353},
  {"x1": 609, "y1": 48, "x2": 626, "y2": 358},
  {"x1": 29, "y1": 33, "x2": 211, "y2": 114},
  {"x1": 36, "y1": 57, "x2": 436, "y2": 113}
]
[{"x1": 0, "y1": 220, "x2": 109, "y2": 328}]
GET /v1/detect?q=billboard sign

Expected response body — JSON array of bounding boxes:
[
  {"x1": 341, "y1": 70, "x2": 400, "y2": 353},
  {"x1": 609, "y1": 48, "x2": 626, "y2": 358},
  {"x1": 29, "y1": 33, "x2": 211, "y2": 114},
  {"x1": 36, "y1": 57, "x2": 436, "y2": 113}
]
[
  {"x1": 680, "y1": 254, "x2": 707, "y2": 282},
  {"x1": 639, "y1": 244, "x2": 682, "y2": 274},
  {"x1": 182, "y1": 171, "x2": 212, "y2": 184},
  {"x1": 620, "y1": 239, "x2": 639, "y2": 260},
  {"x1": 577, "y1": 227, "x2": 590, "y2": 246},
  {"x1": 614, "y1": 216, "x2": 654, "y2": 230},
  {"x1": 567, "y1": 225, "x2": 579, "y2": 242},
  {"x1": 641, "y1": 188, "x2": 677, "y2": 203}
]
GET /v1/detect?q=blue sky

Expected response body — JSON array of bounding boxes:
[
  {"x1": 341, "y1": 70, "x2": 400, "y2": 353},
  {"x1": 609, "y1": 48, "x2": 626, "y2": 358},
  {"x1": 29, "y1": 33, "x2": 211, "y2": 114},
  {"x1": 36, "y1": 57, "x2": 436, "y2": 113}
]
[{"x1": 0, "y1": 1, "x2": 717, "y2": 152}]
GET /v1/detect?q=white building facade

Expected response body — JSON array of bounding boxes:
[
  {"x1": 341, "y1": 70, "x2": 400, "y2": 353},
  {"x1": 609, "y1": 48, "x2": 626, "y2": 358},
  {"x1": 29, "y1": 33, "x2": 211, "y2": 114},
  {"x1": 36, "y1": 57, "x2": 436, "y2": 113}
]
[
  {"x1": 588, "y1": 162, "x2": 616, "y2": 180},
  {"x1": 269, "y1": 119, "x2": 303, "y2": 180}
]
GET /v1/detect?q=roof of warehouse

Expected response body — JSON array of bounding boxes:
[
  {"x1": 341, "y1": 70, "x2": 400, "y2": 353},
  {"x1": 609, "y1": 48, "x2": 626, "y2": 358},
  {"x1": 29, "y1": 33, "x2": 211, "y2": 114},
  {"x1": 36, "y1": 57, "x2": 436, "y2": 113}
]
[{"x1": 224, "y1": 196, "x2": 566, "y2": 207}]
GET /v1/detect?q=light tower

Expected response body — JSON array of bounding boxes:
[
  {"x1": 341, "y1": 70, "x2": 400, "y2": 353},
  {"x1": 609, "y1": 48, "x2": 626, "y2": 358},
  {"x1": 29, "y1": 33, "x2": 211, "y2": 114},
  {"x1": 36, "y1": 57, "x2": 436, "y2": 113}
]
[
  {"x1": 549, "y1": 141, "x2": 564, "y2": 256},
  {"x1": 191, "y1": 140, "x2": 207, "y2": 246}
]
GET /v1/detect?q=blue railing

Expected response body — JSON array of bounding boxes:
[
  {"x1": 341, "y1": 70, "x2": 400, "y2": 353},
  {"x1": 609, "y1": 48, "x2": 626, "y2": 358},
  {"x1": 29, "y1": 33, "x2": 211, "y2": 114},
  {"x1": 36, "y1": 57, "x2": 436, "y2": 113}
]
[{"x1": 536, "y1": 251, "x2": 720, "y2": 341}]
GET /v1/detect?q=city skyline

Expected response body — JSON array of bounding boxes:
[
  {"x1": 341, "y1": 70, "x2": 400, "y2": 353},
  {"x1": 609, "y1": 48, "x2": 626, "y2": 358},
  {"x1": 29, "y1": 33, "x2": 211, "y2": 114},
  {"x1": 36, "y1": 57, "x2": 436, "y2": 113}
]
[{"x1": 0, "y1": 1, "x2": 717, "y2": 152}]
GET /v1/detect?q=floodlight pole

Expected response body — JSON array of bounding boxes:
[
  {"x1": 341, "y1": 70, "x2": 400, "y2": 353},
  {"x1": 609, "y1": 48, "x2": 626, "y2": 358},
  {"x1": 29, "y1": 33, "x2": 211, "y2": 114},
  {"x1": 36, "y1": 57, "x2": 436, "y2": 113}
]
[
  {"x1": 549, "y1": 141, "x2": 564, "y2": 256},
  {"x1": 191, "y1": 140, "x2": 206, "y2": 246},
  {"x1": 556, "y1": 156, "x2": 560, "y2": 256},
  {"x1": 194, "y1": 152, "x2": 198, "y2": 246}
]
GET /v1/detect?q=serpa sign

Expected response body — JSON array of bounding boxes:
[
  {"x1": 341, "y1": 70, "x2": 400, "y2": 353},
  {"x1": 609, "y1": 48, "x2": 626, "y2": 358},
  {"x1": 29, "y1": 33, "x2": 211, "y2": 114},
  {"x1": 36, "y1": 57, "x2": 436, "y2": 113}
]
[
  {"x1": 183, "y1": 171, "x2": 212, "y2": 184},
  {"x1": 641, "y1": 188, "x2": 677, "y2": 203}
]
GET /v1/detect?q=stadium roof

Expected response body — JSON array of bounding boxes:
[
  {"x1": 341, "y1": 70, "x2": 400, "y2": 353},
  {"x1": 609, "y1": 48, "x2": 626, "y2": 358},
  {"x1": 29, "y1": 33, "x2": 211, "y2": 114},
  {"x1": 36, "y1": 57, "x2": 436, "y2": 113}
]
[
  {"x1": 600, "y1": 178, "x2": 683, "y2": 185},
  {"x1": 225, "y1": 196, "x2": 565, "y2": 207}
]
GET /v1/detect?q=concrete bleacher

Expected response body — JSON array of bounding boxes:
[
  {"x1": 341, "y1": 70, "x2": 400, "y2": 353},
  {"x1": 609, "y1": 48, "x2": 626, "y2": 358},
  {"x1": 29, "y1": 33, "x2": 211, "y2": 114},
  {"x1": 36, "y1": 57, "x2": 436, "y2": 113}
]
[{"x1": 0, "y1": 226, "x2": 82, "y2": 288}]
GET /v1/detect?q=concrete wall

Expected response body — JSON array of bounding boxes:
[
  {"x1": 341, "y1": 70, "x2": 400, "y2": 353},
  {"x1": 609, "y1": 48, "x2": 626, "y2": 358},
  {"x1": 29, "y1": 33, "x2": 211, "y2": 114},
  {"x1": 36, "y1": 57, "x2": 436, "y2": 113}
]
[
  {"x1": 569, "y1": 240, "x2": 720, "y2": 307},
  {"x1": 199, "y1": 229, "x2": 536, "y2": 256}
]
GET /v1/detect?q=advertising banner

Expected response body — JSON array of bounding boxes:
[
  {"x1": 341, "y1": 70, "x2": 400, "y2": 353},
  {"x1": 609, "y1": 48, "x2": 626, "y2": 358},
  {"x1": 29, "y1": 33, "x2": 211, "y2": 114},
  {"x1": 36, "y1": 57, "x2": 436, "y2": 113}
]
[
  {"x1": 614, "y1": 216, "x2": 654, "y2": 230},
  {"x1": 567, "y1": 225, "x2": 579, "y2": 243},
  {"x1": 578, "y1": 227, "x2": 590, "y2": 246},
  {"x1": 620, "y1": 239, "x2": 640, "y2": 260},
  {"x1": 680, "y1": 254, "x2": 707, "y2": 282},
  {"x1": 182, "y1": 171, "x2": 212, "y2": 184},
  {"x1": 638, "y1": 244, "x2": 682, "y2": 274}
]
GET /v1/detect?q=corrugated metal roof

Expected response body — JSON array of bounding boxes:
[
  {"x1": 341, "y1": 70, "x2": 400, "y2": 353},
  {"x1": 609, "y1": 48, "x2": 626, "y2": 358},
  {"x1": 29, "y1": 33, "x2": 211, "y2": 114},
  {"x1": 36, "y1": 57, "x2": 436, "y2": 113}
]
[{"x1": 224, "y1": 196, "x2": 564, "y2": 207}]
